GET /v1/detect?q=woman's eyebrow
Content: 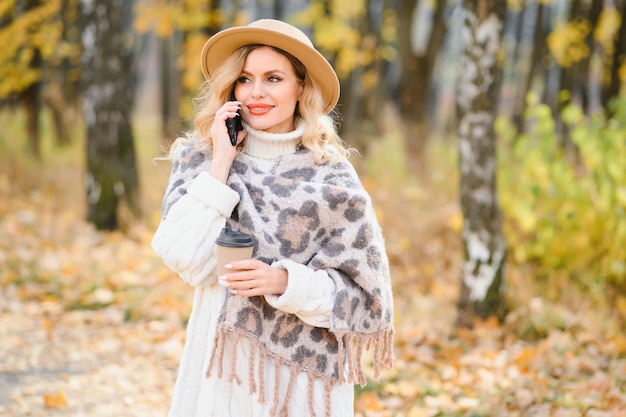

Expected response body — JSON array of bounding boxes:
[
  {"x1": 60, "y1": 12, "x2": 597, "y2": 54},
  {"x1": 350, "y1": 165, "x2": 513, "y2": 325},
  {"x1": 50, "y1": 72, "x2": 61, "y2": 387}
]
[{"x1": 240, "y1": 69, "x2": 287, "y2": 76}]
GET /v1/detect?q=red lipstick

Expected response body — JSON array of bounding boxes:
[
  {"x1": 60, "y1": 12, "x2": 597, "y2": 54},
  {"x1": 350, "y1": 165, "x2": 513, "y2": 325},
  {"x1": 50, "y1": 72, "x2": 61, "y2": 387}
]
[{"x1": 247, "y1": 104, "x2": 273, "y2": 116}]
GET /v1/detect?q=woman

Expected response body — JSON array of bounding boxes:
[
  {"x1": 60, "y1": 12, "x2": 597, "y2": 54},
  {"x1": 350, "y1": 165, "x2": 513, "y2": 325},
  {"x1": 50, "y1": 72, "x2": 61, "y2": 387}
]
[{"x1": 152, "y1": 19, "x2": 394, "y2": 417}]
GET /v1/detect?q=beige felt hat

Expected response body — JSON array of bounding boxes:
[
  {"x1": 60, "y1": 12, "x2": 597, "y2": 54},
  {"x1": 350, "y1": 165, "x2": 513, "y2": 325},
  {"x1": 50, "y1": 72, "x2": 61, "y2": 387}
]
[{"x1": 200, "y1": 19, "x2": 340, "y2": 114}]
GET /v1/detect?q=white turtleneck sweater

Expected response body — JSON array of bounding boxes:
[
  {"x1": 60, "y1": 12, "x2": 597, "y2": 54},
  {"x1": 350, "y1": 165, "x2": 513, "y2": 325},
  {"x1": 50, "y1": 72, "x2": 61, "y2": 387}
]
[{"x1": 152, "y1": 124, "x2": 354, "y2": 417}]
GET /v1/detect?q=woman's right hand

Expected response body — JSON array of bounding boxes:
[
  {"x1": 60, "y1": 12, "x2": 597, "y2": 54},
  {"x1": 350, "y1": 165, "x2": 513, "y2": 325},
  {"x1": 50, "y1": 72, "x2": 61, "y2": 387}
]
[{"x1": 209, "y1": 100, "x2": 247, "y2": 183}]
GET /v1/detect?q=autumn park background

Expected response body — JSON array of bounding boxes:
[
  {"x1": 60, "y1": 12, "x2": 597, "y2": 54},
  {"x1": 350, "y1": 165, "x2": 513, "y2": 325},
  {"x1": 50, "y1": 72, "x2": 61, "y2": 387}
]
[{"x1": 1, "y1": 0, "x2": 625, "y2": 416}]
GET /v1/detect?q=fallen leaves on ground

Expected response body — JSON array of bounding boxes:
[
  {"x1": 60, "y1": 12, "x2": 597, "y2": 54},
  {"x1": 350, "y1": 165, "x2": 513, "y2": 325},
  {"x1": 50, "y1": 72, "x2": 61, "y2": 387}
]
[
  {"x1": 0, "y1": 151, "x2": 624, "y2": 417},
  {"x1": 43, "y1": 391, "x2": 68, "y2": 409}
]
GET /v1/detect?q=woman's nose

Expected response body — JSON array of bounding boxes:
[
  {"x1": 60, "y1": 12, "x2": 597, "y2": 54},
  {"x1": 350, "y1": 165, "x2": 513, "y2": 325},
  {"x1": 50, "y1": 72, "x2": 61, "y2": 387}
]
[{"x1": 251, "y1": 81, "x2": 266, "y2": 98}]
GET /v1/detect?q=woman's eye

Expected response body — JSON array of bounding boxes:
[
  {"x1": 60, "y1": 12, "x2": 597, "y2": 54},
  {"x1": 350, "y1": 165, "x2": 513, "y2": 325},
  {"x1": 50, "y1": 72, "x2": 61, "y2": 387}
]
[
  {"x1": 237, "y1": 76, "x2": 250, "y2": 83},
  {"x1": 268, "y1": 76, "x2": 281, "y2": 83}
]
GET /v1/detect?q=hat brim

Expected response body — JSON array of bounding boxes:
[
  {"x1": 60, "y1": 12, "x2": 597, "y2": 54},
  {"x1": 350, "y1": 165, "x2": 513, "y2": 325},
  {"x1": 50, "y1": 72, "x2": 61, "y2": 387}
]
[{"x1": 201, "y1": 26, "x2": 340, "y2": 114}]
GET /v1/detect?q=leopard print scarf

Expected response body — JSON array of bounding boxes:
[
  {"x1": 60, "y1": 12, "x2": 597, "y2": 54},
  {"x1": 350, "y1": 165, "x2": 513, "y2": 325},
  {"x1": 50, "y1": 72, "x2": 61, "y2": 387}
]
[{"x1": 168, "y1": 142, "x2": 394, "y2": 417}]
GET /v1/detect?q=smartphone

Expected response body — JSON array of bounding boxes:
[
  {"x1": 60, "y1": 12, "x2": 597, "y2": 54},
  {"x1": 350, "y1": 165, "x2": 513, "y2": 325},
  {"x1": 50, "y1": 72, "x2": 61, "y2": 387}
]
[{"x1": 226, "y1": 90, "x2": 243, "y2": 146}]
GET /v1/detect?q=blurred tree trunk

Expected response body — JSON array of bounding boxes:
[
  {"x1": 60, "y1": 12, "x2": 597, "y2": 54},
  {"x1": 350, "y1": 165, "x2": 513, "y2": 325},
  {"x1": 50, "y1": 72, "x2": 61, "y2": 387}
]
[
  {"x1": 340, "y1": 0, "x2": 392, "y2": 153},
  {"x1": 540, "y1": 3, "x2": 560, "y2": 114},
  {"x1": 43, "y1": 0, "x2": 84, "y2": 147},
  {"x1": 160, "y1": 33, "x2": 182, "y2": 142},
  {"x1": 517, "y1": 0, "x2": 546, "y2": 132},
  {"x1": 603, "y1": 0, "x2": 626, "y2": 111},
  {"x1": 21, "y1": 0, "x2": 43, "y2": 158},
  {"x1": 554, "y1": 0, "x2": 603, "y2": 148},
  {"x1": 46, "y1": 74, "x2": 69, "y2": 146},
  {"x1": 160, "y1": 0, "x2": 223, "y2": 141},
  {"x1": 273, "y1": 0, "x2": 284, "y2": 18},
  {"x1": 578, "y1": 0, "x2": 603, "y2": 110},
  {"x1": 456, "y1": 0, "x2": 507, "y2": 328},
  {"x1": 22, "y1": 59, "x2": 41, "y2": 158},
  {"x1": 46, "y1": 0, "x2": 83, "y2": 147},
  {"x1": 397, "y1": 0, "x2": 447, "y2": 177},
  {"x1": 557, "y1": 0, "x2": 603, "y2": 142},
  {"x1": 175, "y1": 0, "x2": 221, "y2": 135},
  {"x1": 81, "y1": 0, "x2": 140, "y2": 231},
  {"x1": 59, "y1": 0, "x2": 83, "y2": 109},
  {"x1": 226, "y1": 0, "x2": 245, "y2": 23},
  {"x1": 511, "y1": 0, "x2": 541, "y2": 132}
]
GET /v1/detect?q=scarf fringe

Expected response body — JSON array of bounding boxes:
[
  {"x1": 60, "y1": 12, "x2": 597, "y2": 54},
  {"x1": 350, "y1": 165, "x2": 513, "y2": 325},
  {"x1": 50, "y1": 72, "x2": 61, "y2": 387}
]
[
  {"x1": 206, "y1": 325, "x2": 395, "y2": 417},
  {"x1": 258, "y1": 347, "x2": 267, "y2": 403},
  {"x1": 307, "y1": 371, "x2": 316, "y2": 417},
  {"x1": 270, "y1": 357, "x2": 282, "y2": 415},
  {"x1": 248, "y1": 337, "x2": 257, "y2": 396}
]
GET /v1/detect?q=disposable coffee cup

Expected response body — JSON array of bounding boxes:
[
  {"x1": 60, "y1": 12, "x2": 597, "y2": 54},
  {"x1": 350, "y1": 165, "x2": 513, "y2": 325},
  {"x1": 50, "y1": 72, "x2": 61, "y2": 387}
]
[{"x1": 215, "y1": 228, "x2": 254, "y2": 276}]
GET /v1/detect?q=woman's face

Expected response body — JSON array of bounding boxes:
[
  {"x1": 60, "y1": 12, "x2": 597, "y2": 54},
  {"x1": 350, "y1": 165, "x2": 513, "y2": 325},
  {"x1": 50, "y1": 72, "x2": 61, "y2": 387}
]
[{"x1": 233, "y1": 46, "x2": 303, "y2": 134}]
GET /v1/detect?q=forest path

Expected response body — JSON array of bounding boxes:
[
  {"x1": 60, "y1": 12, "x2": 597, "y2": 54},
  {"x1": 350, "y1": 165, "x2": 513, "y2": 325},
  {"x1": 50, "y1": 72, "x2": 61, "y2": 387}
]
[{"x1": 0, "y1": 299, "x2": 182, "y2": 416}]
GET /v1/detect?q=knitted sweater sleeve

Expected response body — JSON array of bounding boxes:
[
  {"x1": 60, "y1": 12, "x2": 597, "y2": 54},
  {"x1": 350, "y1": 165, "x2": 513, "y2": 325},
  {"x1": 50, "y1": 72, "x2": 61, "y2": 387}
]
[
  {"x1": 151, "y1": 150, "x2": 240, "y2": 287},
  {"x1": 265, "y1": 260, "x2": 334, "y2": 328}
]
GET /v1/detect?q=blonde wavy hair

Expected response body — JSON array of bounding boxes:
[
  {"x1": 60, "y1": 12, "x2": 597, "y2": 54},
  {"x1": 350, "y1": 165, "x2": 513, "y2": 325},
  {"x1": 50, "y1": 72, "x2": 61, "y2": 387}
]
[{"x1": 172, "y1": 44, "x2": 351, "y2": 164}]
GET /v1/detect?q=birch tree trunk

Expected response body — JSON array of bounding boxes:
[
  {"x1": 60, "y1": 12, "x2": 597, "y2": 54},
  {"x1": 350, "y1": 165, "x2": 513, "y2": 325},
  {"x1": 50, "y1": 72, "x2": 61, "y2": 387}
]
[
  {"x1": 81, "y1": 0, "x2": 140, "y2": 231},
  {"x1": 456, "y1": 0, "x2": 507, "y2": 328}
]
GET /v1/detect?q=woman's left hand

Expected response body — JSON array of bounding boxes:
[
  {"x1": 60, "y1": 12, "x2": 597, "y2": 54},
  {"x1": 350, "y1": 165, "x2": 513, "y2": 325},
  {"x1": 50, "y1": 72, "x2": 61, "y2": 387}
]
[{"x1": 218, "y1": 259, "x2": 288, "y2": 297}]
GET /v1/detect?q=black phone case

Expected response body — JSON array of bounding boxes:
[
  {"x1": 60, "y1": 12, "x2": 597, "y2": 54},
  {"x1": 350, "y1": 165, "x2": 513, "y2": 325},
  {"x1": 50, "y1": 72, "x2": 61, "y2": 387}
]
[{"x1": 226, "y1": 91, "x2": 242, "y2": 146}]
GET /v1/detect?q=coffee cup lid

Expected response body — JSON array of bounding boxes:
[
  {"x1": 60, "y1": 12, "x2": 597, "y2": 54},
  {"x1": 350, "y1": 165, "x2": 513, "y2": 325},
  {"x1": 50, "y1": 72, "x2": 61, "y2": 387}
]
[{"x1": 216, "y1": 227, "x2": 254, "y2": 247}]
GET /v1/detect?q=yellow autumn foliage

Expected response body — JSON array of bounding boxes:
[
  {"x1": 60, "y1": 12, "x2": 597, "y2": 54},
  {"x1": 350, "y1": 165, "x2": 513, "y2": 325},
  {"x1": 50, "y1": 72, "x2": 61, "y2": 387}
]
[
  {"x1": 497, "y1": 93, "x2": 626, "y2": 298},
  {"x1": 293, "y1": 0, "x2": 393, "y2": 77},
  {"x1": 0, "y1": 0, "x2": 70, "y2": 97},
  {"x1": 179, "y1": 33, "x2": 205, "y2": 90},
  {"x1": 594, "y1": 6, "x2": 622, "y2": 54},
  {"x1": 0, "y1": 0, "x2": 14, "y2": 16},
  {"x1": 547, "y1": 20, "x2": 591, "y2": 67}
]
